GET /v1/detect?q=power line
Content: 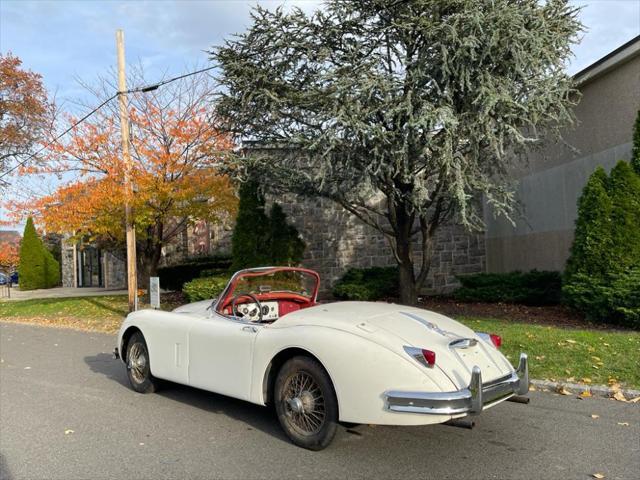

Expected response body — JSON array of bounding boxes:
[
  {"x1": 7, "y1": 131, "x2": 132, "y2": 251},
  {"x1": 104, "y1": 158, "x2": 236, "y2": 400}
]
[
  {"x1": 0, "y1": 93, "x2": 118, "y2": 181},
  {"x1": 0, "y1": 64, "x2": 219, "y2": 181}
]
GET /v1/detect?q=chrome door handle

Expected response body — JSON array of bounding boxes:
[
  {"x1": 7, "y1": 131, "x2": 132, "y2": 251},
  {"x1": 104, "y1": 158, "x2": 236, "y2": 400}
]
[{"x1": 242, "y1": 326, "x2": 258, "y2": 333}]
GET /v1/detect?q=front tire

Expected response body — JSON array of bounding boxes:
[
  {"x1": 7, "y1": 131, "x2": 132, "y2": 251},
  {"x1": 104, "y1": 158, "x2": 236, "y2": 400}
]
[
  {"x1": 274, "y1": 356, "x2": 338, "y2": 450},
  {"x1": 125, "y1": 332, "x2": 159, "y2": 394}
]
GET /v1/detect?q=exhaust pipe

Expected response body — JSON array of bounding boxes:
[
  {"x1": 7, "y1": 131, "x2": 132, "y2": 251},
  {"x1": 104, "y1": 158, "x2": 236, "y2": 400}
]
[
  {"x1": 507, "y1": 395, "x2": 530, "y2": 404},
  {"x1": 444, "y1": 418, "x2": 475, "y2": 429}
]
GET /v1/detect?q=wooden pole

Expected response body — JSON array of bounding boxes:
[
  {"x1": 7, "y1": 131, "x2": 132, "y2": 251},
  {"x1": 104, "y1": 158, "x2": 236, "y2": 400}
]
[{"x1": 116, "y1": 29, "x2": 138, "y2": 312}]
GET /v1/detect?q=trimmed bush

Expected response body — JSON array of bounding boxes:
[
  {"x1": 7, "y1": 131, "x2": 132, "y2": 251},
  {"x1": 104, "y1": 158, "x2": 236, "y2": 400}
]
[
  {"x1": 44, "y1": 248, "x2": 60, "y2": 288},
  {"x1": 454, "y1": 271, "x2": 562, "y2": 305},
  {"x1": 632, "y1": 109, "x2": 640, "y2": 175},
  {"x1": 158, "y1": 255, "x2": 232, "y2": 291},
  {"x1": 183, "y1": 275, "x2": 230, "y2": 302},
  {"x1": 563, "y1": 159, "x2": 640, "y2": 328},
  {"x1": 564, "y1": 167, "x2": 614, "y2": 279},
  {"x1": 562, "y1": 270, "x2": 640, "y2": 329},
  {"x1": 267, "y1": 203, "x2": 305, "y2": 267},
  {"x1": 18, "y1": 217, "x2": 47, "y2": 290},
  {"x1": 332, "y1": 267, "x2": 398, "y2": 301}
]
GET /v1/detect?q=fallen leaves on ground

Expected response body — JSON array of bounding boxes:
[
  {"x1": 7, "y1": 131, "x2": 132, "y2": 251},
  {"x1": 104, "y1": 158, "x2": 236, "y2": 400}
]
[
  {"x1": 592, "y1": 474, "x2": 605, "y2": 479},
  {"x1": 612, "y1": 391, "x2": 628, "y2": 402},
  {"x1": 629, "y1": 396, "x2": 640, "y2": 403},
  {"x1": 617, "y1": 422, "x2": 629, "y2": 427},
  {"x1": 556, "y1": 385, "x2": 572, "y2": 395},
  {"x1": 64, "y1": 429, "x2": 74, "y2": 435},
  {"x1": 565, "y1": 339, "x2": 577, "y2": 344},
  {"x1": 579, "y1": 391, "x2": 592, "y2": 398},
  {"x1": 591, "y1": 414, "x2": 600, "y2": 419}
]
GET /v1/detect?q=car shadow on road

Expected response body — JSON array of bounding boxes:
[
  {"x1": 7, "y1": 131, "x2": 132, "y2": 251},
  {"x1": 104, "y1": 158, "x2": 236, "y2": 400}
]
[
  {"x1": 0, "y1": 453, "x2": 13, "y2": 480},
  {"x1": 83, "y1": 353, "x2": 290, "y2": 445}
]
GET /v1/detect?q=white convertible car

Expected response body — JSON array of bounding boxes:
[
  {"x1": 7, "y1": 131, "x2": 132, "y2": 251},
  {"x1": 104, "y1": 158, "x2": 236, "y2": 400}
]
[{"x1": 115, "y1": 267, "x2": 529, "y2": 450}]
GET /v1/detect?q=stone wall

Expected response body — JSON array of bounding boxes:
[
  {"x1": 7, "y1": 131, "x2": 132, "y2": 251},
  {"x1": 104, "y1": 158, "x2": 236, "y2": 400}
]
[
  {"x1": 103, "y1": 251, "x2": 126, "y2": 289},
  {"x1": 61, "y1": 243, "x2": 75, "y2": 287},
  {"x1": 272, "y1": 195, "x2": 486, "y2": 296}
]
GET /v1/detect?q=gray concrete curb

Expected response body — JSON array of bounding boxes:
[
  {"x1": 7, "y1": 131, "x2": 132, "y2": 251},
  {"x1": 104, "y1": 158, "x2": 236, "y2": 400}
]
[{"x1": 530, "y1": 379, "x2": 640, "y2": 400}]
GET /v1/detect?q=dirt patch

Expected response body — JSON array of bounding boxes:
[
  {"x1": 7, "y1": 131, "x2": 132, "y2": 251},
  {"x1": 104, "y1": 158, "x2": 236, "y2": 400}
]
[{"x1": 416, "y1": 296, "x2": 632, "y2": 331}]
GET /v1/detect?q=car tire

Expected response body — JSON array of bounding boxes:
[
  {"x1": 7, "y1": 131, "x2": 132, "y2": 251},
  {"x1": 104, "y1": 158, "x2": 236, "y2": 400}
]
[
  {"x1": 126, "y1": 332, "x2": 159, "y2": 394},
  {"x1": 274, "y1": 356, "x2": 339, "y2": 450}
]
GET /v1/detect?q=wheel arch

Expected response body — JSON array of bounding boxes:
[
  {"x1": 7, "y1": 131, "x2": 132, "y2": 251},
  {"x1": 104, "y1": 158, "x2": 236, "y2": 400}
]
[
  {"x1": 262, "y1": 347, "x2": 335, "y2": 408},
  {"x1": 120, "y1": 325, "x2": 142, "y2": 362}
]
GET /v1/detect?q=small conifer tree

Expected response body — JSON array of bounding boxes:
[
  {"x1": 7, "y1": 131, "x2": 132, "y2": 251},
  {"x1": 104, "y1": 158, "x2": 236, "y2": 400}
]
[{"x1": 18, "y1": 217, "x2": 46, "y2": 290}]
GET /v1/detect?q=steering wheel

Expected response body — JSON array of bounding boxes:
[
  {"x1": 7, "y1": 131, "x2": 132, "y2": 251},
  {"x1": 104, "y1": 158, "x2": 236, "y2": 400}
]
[{"x1": 231, "y1": 293, "x2": 263, "y2": 322}]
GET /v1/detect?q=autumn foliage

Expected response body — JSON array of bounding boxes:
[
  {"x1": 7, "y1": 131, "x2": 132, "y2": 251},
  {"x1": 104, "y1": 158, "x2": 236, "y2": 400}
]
[
  {"x1": 10, "y1": 69, "x2": 237, "y2": 284},
  {"x1": 0, "y1": 53, "x2": 55, "y2": 185},
  {"x1": 0, "y1": 241, "x2": 19, "y2": 271}
]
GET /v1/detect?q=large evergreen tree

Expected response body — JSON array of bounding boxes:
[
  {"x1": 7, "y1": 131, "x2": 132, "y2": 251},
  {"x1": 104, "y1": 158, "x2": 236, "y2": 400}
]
[
  {"x1": 564, "y1": 167, "x2": 613, "y2": 279},
  {"x1": 214, "y1": 0, "x2": 582, "y2": 304},
  {"x1": 608, "y1": 160, "x2": 640, "y2": 271},
  {"x1": 632, "y1": 110, "x2": 640, "y2": 175},
  {"x1": 18, "y1": 217, "x2": 47, "y2": 290}
]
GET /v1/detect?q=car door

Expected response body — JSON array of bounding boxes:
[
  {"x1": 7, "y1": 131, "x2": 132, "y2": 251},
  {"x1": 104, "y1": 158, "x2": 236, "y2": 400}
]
[
  {"x1": 140, "y1": 310, "x2": 192, "y2": 385},
  {"x1": 187, "y1": 313, "x2": 260, "y2": 401}
]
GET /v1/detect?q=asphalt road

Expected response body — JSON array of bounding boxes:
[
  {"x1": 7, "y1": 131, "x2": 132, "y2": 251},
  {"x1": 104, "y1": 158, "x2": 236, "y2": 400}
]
[{"x1": 1, "y1": 322, "x2": 638, "y2": 480}]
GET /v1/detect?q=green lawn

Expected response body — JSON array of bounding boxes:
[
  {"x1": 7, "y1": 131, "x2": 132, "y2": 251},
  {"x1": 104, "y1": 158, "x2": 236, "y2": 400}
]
[
  {"x1": 458, "y1": 317, "x2": 640, "y2": 390},
  {"x1": 1, "y1": 296, "x2": 639, "y2": 389}
]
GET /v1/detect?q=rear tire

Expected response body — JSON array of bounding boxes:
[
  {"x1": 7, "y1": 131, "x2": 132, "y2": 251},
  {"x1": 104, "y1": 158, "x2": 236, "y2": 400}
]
[
  {"x1": 126, "y1": 332, "x2": 159, "y2": 394},
  {"x1": 274, "y1": 356, "x2": 338, "y2": 450}
]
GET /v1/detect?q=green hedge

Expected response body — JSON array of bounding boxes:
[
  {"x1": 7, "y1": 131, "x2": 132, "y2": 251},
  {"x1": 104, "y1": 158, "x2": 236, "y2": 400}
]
[
  {"x1": 563, "y1": 270, "x2": 640, "y2": 329},
  {"x1": 183, "y1": 275, "x2": 230, "y2": 302},
  {"x1": 332, "y1": 267, "x2": 398, "y2": 301},
  {"x1": 453, "y1": 271, "x2": 562, "y2": 305},
  {"x1": 158, "y1": 255, "x2": 232, "y2": 291}
]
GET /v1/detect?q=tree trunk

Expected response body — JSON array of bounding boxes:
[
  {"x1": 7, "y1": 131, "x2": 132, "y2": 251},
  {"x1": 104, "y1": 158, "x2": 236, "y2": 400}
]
[{"x1": 394, "y1": 206, "x2": 418, "y2": 306}]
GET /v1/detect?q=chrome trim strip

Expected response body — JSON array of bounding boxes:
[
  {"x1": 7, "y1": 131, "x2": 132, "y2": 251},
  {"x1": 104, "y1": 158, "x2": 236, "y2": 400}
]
[
  {"x1": 384, "y1": 352, "x2": 529, "y2": 416},
  {"x1": 449, "y1": 338, "x2": 479, "y2": 349}
]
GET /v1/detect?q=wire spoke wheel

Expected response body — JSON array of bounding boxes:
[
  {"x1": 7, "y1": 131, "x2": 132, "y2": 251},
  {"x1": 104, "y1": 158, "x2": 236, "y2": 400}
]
[
  {"x1": 128, "y1": 342, "x2": 147, "y2": 384},
  {"x1": 282, "y1": 371, "x2": 326, "y2": 436}
]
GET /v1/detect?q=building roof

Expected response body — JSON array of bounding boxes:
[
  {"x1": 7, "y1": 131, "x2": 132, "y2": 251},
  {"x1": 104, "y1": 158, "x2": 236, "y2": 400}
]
[{"x1": 574, "y1": 35, "x2": 640, "y2": 86}]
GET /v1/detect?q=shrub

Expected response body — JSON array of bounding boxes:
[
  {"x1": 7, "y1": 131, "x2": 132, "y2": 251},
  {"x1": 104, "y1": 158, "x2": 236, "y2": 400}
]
[
  {"x1": 453, "y1": 270, "x2": 562, "y2": 305},
  {"x1": 632, "y1": 109, "x2": 640, "y2": 175},
  {"x1": 562, "y1": 270, "x2": 640, "y2": 329},
  {"x1": 158, "y1": 254, "x2": 232, "y2": 291},
  {"x1": 183, "y1": 275, "x2": 230, "y2": 302},
  {"x1": 231, "y1": 180, "x2": 305, "y2": 271},
  {"x1": 18, "y1": 217, "x2": 47, "y2": 290},
  {"x1": 43, "y1": 248, "x2": 60, "y2": 288},
  {"x1": 564, "y1": 167, "x2": 614, "y2": 279},
  {"x1": 563, "y1": 158, "x2": 640, "y2": 328},
  {"x1": 332, "y1": 266, "x2": 398, "y2": 301}
]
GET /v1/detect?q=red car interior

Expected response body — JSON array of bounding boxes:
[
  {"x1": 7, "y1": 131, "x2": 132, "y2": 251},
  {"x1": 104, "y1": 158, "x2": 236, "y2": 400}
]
[{"x1": 217, "y1": 267, "x2": 320, "y2": 319}]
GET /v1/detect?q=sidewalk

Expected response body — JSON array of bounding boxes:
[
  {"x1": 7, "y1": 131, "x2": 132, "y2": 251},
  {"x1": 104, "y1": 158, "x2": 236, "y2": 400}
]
[{"x1": 1, "y1": 286, "x2": 127, "y2": 301}]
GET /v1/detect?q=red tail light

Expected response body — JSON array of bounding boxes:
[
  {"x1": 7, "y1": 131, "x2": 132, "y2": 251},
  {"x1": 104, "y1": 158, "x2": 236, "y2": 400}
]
[
  {"x1": 422, "y1": 349, "x2": 436, "y2": 366},
  {"x1": 489, "y1": 334, "x2": 502, "y2": 348}
]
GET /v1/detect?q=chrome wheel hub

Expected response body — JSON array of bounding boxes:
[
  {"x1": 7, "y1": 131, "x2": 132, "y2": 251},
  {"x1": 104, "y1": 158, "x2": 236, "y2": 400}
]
[
  {"x1": 283, "y1": 371, "x2": 325, "y2": 435},
  {"x1": 128, "y1": 343, "x2": 147, "y2": 384}
]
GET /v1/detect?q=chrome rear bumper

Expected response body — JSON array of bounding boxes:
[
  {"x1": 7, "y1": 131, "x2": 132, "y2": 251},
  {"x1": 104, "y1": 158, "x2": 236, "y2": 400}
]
[{"x1": 385, "y1": 353, "x2": 529, "y2": 416}]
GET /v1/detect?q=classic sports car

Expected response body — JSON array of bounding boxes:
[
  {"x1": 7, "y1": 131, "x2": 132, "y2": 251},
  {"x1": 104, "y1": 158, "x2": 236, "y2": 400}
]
[{"x1": 114, "y1": 267, "x2": 529, "y2": 450}]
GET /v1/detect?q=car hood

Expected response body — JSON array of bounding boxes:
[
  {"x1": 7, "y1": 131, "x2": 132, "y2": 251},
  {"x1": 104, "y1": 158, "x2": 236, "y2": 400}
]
[{"x1": 275, "y1": 301, "x2": 514, "y2": 387}]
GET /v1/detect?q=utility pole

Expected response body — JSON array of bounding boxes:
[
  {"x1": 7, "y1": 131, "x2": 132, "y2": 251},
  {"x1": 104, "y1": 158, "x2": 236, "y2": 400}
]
[{"x1": 116, "y1": 29, "x2": 138, "y2": 313}]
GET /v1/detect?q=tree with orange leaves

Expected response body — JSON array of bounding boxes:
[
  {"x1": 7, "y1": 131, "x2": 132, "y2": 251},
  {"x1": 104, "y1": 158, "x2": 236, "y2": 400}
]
[
  {"x1": 11, "y1": 66, "x2": 237, "y2": 287},
  {"x1": 0, "y1": 241, "x2": 19, "y2": 272},
  {"x1": 0, "y1": 53, "x2": 55, "y2": 187}
]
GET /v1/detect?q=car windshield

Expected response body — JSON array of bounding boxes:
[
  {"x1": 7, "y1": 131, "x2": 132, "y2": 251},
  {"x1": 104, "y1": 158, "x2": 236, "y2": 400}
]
[{"x1": 232, "y1": 269, "x2": 317, "y2": 299}]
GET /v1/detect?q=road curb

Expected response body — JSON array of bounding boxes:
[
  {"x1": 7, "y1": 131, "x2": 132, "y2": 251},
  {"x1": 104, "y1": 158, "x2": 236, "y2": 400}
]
[{"x1": 530, "y1": 379, "x2": 640, "y2": 400}]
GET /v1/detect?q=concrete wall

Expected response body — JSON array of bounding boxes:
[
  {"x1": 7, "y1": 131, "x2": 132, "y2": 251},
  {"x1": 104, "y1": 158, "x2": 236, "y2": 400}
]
[{"x1": 485, "y1": 48, "x2": 640, "y2": 273}]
